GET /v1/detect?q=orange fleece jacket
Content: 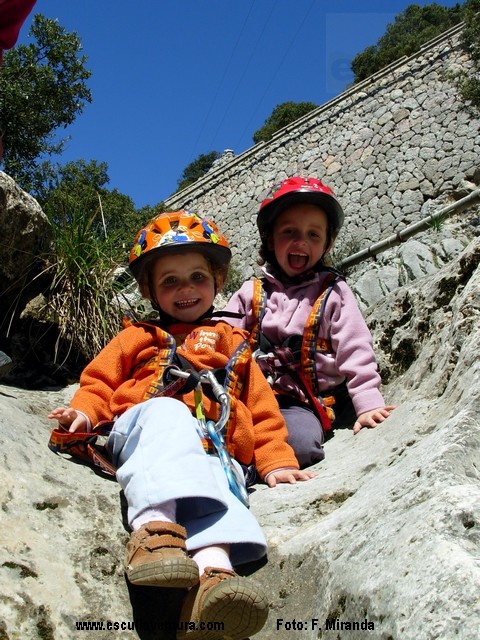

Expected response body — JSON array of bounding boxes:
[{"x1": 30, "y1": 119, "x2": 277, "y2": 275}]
[{"x1": 69, "y1": 320, "x2": 299, "y2": 479}]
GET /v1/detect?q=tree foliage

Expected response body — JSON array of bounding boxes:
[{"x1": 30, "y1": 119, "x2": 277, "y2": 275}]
[
  {"x1": 177, "y1": 151, "x2": 220, "y2": 191},
  {"x1": 0, "y1": 14, "x2": 92, "y2": 194},
  {"x1": 41, "y1": 159, "x2": 156, "y2": 261},
  {"x1": 176, "y1": 103, "x2": 318, "y2": 187},
  {"x1": 252, "y1": 101, "x2": 318, "y2": 143},
  {"x1": 351, "y1": 3, "x2": 463, "y2": 83},
  {"x1": 455, "y1": 0, "x2": 480, "y2": 110},
  {"x1": 42, "y1": 196, "x2": 126, "y2": 361}
]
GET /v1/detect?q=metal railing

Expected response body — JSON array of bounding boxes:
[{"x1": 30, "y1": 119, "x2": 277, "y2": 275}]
[{"x1": 337, "y1": 188, "x2": 480, "y2": 270}]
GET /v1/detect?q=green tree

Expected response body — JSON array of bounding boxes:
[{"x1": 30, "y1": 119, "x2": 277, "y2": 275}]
[
  {"x1": 177, "y1": 151, "x2": 220, "y2": 191},
  {"x1": 351, "y1": 3, "x2": 463, "y2": 83},
  {"x1": 137, "y1": 202, "x2": 168, "y2": 223},
  {"x1": 42, "y1": 159, "x2": 151, "y2": 260},
  {"x1": 455, "y1": 0, "x2": 480, "y2": 110},
  {"x1": 253, "y1": 101, "x2": 318, "y2": 144},
  {"x1": 36, "y1": 158, "x2": 108, "y2": 206},
  {"x1": 0, "y1": 14, "x2": 92, "y2": 194},
  {"x1": 35, "y1": 159, "x2": 168, "y2": 359}
]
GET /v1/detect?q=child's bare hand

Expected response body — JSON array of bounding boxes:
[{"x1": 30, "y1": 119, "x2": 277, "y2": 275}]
[
  {"x1": 266, "y1": 468, "x2": 316, "y2": 487},
  {"x1": 48, "y1": 407, "x2": 87, "y2": 433},
  {"x1": 353, "y1": 405, "x2": 396, "y2": 435}
]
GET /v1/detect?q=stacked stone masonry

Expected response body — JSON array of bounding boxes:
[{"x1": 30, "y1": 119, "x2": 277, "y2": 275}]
[{"x1": 165, "y1": 25, "x2": 480, "y2": 280}]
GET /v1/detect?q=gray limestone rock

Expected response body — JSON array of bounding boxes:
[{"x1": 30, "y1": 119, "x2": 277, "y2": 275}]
[
  {"x1": 0, "y1": 238, "x2": 479, "y2": 639},
  {"x1": 0, "y1": 171, "x2": 52, "y2": 320}
]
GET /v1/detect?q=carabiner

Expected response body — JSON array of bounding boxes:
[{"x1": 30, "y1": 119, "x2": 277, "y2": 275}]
[{"x1": 207, "y1": 420, "x2": 249, "y2": 508}]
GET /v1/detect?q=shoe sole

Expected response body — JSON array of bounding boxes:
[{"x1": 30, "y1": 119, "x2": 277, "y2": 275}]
[
  {"x1": 126, "y1": 557, "x2": 199, "y2": 588},
  {"x1": 178, "y1": 577, "x2": 268, "y2": 640}
]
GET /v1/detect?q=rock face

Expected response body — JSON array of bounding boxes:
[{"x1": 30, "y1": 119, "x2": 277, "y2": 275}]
[
  {"x1": 253, "y1": 236, "x2": 480, "y2": 640},
  {"x1": 0, "y1": 171, "x2": 51, "y2": 324},
  {"x1": 343, "y1": 208, "x2": 477, "y2": 311},
  {"x1": 0, "y1": 237, "x2": 479, "y2": 639}
]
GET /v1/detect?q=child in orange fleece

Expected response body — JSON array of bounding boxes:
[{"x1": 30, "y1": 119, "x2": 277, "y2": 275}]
[{"x1": 49, "y1": 211, "x2": 313, "y2": 640}]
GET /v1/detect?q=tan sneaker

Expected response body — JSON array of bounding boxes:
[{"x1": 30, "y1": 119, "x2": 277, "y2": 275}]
[
  {"x1": 177, "y1": 567, "x2": 268, "y2": 640},
  {"x1": 124, "y1": 521, "x2": 199, "y2": 588}
]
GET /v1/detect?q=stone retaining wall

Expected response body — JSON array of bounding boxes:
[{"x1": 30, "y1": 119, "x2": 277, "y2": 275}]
[{"x1": 165, "y1": 24, "x2": 480, "y2": 279}]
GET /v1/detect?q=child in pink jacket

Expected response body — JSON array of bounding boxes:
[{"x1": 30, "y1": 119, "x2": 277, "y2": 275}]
[{"x1": 223, "y1": 177, "x2": 394, "y2": 467}]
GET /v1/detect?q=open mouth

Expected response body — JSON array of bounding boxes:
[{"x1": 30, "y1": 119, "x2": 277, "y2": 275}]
[
  {"x1": 175, "y1": 298, "x2": 200, "y2": 309},
  {"x1": 288, "y1": 252, "x2": 309, "y2": 271}
]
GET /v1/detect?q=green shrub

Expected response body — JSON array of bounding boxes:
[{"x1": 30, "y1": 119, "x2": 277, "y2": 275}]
[{"x1": 42, "y1": 196, "x2": 126, "y2": 361}]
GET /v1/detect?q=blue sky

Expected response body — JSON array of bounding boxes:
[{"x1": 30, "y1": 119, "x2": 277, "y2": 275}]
[{"x1": 16, "y1": 0, "x2": 460, "y2": 208}]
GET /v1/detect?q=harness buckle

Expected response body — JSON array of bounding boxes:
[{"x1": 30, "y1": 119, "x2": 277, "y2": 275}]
[
  {"x1": 167, "y1": 367, "x2": 248, "y2": 506},
  {"x1": 253, "y1": 349, "x2": 277, "y2": 386}
]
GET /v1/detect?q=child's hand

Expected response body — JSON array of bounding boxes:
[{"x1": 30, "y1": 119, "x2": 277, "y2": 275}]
[
  {"x1": 48, "y1": 407, "x2": 88, "y2": 433},
  {"x1": 265, "y1": 468, "x2": 316, "y2": 487},
  {"x1": 353, "y1": 405, "x2": 396, "y2": 435}
]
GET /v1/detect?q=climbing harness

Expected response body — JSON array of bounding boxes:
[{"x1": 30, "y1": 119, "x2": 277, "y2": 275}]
[
  {"x1": 48, "y1": 321, "x2": 252, "y2": 504},
  {"x1": 48, "y1": 420, "x2": 116, "y2": 476},
  {"x1": 48, "y1": 359, "x2": 250, "y2": 505},
  {"x1": 249, "y1": 271, "x2": 340, "y2": 431},
  {"x1": 165, "y1": 366, "x2": 249, "y2": 507}
]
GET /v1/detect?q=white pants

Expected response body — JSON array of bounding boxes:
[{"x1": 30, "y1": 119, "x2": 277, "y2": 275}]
[{"x1": 108, "y1": 397, "x2": 267, "y2": 566}]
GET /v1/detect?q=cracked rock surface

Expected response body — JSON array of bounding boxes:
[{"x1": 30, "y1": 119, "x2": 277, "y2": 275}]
[{"x1": 0, "y1": 238, "x2": 479, "y2": 640}]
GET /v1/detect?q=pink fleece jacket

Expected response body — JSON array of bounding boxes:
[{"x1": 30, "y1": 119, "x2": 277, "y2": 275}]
[{"x1": 223, "y1": 267, "x2": 385, "y2": 417}]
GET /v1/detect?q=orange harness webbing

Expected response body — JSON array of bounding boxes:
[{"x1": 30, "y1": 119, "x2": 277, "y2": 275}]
[
  {"x1": 250, "y1": 273, "x2": 338, "y2": 431},
  {"x1": 48, "y1": 322, "x2": 252, "y2": 470}
]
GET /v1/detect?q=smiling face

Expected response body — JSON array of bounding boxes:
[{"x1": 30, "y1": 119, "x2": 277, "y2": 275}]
[
  {"x1": 150, "y1": 251, "x2": 217, "y2": 323},
  {"x1": 270, "y1": 204, "x2": 331, "y2": 277}
]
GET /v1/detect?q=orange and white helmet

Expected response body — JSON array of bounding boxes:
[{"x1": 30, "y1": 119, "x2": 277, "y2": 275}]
[
  {"x1": 129, "y1": 210, "x2": 231, "y2": 295},
  {"x1": 258, "y1": 176, "x2": 344, "y2": 239}
]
